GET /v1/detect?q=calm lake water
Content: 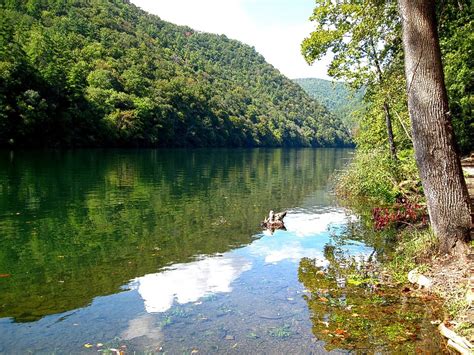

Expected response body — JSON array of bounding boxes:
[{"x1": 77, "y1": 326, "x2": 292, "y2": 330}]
[{"x1": 0, "y1": 149, "x2": 444, "y2": 353}]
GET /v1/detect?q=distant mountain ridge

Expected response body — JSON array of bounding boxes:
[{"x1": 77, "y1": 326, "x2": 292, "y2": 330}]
[
  {"x1": 0, "y1": 0, "x2": 351, "y2": 147},
  {"x1": 294, "y1": 78, "x2": 364, "y2": 132}
]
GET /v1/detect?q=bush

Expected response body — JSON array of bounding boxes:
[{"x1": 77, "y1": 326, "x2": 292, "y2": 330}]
[{"x1": 335, "y1": 148, "x2": 422, "y2": 205}]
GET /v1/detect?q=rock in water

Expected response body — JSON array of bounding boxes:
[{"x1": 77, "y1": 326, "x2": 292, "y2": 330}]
[{"x1": 408, "y1": 269, "x2": 433, "y2": 289}]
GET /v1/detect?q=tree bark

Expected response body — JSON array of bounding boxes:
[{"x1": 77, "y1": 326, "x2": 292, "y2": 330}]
[{"x1": 399, "y1": 0, "x2": 471, "y2": 255}]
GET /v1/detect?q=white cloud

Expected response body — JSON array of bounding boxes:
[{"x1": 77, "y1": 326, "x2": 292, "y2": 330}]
[{"x1": 130, "y1": 0, "x2": 331, "y2": 79}]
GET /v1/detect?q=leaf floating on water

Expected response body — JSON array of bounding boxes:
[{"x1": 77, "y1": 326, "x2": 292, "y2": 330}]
[
  {"x1": 0, "y1": 274, "x2": 11, "y2": 278},
  {"x1": 334, "y1": 329, "x2": 348, "y2": 338},
  {"x1": 83, "y1": 343, "x2": 93, "y2": 348},
  {"x1": 191, "y1": 349, "x2": 199, "y2": 354}
]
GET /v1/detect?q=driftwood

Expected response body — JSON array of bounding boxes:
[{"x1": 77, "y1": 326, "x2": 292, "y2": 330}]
[
  {"x1": 261, "y1": 210, "x2": 287, "y2": 233},
  {"x1": 438, "y1": 323, "x2": 473, "y2": 354}
]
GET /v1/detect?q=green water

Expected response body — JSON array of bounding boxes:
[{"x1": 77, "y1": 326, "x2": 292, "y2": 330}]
[{"x1": 0, "y1": 149, "x2": 445, "y2": 353}]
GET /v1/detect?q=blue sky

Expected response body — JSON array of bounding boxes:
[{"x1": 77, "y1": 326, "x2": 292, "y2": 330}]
[{"x1": 130, "y1": 0, "x2": 331, "y2": 79}]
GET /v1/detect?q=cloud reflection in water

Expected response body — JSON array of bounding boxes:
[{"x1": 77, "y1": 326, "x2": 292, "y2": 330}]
[
  {"x1": 249, "y1": 208, "x2": 368, "y2": 264},
  {"x1": 131, "y1": 208, "x2": 367, "y2": 314},
  {"x1": 133, "y1": 255, "x2": 252, "y2": 313}
]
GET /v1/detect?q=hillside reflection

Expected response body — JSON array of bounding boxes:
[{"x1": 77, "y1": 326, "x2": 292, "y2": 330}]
[{"x1": 0, "y1": 148, "x2": 352, "y2": 322}]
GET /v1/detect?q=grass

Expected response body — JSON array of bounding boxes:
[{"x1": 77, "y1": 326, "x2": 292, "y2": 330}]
[
  {"x1": 334, "y1": 147, "x2": 473, "y2": 341},
  {"x1": 335, "y1": 148, "x2": 421, "y2": 206},
  {"x1": 377, "y1": 226, "x2": 472, "y2": 339},
  {"x1": 386, "y1": 227, "x2": 437, "y2": 283}
]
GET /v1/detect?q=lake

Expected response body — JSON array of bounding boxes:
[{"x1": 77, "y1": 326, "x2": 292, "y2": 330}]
[{"x1": 0, "y1": 149, "x2": 444, "y2": 353}]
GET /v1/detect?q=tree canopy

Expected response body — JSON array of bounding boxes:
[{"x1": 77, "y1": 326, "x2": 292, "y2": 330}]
[
  {"x1": 294, "y1": 78, "x2": 365, "y2": 135},
  {"x1": 302, "y1": 0, "x2": 472, "y2": 155},
  {"x1": 0, "y1": 0, "x2": 352, "y2": 148}
]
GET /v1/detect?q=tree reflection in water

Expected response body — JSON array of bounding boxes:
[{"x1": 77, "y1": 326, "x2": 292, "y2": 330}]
[{"x1": 298, "y1": 244, "x2": 445, "y2": 353}]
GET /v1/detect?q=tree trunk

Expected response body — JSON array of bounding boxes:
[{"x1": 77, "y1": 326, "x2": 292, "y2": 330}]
[
  {"x1": 399, "y1": 0, "x2": 471, "y2": 255},
  {"x1": 371, "y1": 40, "x2": 398, "y2": 162},
  {"x1": 383, "y1": 101, "x2": 397, "y2": 161}
]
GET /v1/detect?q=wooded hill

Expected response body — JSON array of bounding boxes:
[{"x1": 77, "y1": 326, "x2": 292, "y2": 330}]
[
  {"x1": 0, "y1": 0, "x2": 351, "y2": 148},
  {"x1": 294, "y1": 78, "x2": 364, "y2": 134}
]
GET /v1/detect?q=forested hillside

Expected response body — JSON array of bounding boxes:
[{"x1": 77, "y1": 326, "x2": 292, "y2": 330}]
[
  {"x1": 294, "y1": 78, "x2": 364, "y2": 133},
  {"x1": 0, "y1": 0, "x2": 351, "y2": 148}
]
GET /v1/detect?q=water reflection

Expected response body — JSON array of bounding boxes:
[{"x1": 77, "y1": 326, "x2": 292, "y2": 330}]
[
  {"x1": 133, "y1": 207, "x2": 357, "y2": 315},
  {"x1": 121, "y1": 314, "x2": 164, "y2": 346},
  {"x1": 0, "y1": 148, "x2": 351, "y2": 322},
  {"x1": 298, "y1": 244, "x2": 444, "y2": 353},
  {"x1": 0, "y1": 149, "x2": 445, "y2": 354},
  {"x1": 134, "y1": 255, "x2": 252, "y2": 313},
  {"x1": 248, "y1": 208, "x2": 369, "y2": 265}
]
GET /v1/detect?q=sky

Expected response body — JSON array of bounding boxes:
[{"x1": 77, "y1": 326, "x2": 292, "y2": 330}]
[{"x1": 130, "y1": 0, "x2": 332, "y2": 80}]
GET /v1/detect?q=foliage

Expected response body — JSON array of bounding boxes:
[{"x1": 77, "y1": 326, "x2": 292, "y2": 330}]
[
  {"x1": 302, "y1": 0, "x2": 410, "y2": 165},
  {"x1": 302, "y1": 0, "x2": 473, "y2": 157},
  {"x1": 439, "y1": 0, "x2": 474, "y2": 154},
  {"x1": 335, "y1": 148, "x2": 420, "y2": 204},
  {"x1": 303, "y1": 0, "x2": 473, "y2": 213},
  {"x1": 293, "y1": 78, "x2": 365, "y2": 135},
  {"x1": 301, "y1": 1, "x2": 401, "y2": 87},
  {"x1": 372, "y1": 202, "x2": 427, "y2": 231},
  {"x1": 0, "y1": 0, "x2": 351, "y2": 148}
]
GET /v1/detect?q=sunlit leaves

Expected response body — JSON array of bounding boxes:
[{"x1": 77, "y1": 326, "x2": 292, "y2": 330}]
[{"x1": 0, "y1": 0, "x2": 352, "y2": 148}]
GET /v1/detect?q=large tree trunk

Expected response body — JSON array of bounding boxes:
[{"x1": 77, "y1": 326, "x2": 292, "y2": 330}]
[{"x1": 399, "y1": 0, "x2": 471, "y2": 255}]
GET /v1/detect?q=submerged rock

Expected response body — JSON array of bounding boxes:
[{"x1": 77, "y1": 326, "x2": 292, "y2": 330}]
[{"x1": 408, "y1": 269, "x2": 433, "y2": 289}]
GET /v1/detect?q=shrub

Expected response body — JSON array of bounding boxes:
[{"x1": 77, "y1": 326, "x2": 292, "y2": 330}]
[{"x1": 335, "y1": 148, "x2": 422, "y2": 205}]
